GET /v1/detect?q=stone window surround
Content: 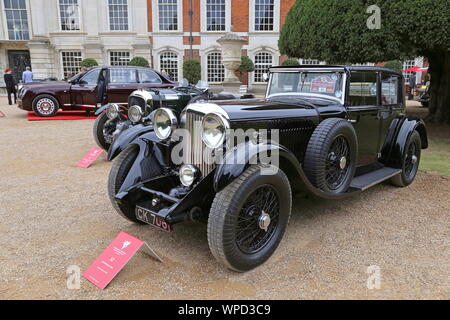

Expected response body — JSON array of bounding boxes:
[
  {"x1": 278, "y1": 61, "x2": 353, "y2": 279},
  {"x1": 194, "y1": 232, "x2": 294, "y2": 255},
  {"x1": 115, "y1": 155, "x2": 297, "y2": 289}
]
[
  {"x1": 1, "y1": 0, "x2": 31, "y2": 41},
  {"x1": 152, "y1": 0, "x2": 183, "y2": 33},
  {"x1": 154, "y1": 46, "x2": 184, "y2": 79},
  {"x1": 57, "y1": 0, "x2": 82, "y2": 32},
  {"x1": 200, "y1": 0, "x2": 231, "y2": 33},
  {"x1": 109, "y1": 50, "x2": 131, "y2": 66},
  {"x1": 249, "y1": 0, "x2": 280, "y2": 33},
  {"x1": 106, "y1": 0, "x2": 131, "y2": 32}
]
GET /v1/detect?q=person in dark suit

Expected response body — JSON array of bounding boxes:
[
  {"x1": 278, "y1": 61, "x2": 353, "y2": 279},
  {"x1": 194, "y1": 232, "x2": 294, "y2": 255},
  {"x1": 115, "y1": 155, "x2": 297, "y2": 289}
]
[{"x1": 4, "y1": 68, "x2": 17, "y2": 105}]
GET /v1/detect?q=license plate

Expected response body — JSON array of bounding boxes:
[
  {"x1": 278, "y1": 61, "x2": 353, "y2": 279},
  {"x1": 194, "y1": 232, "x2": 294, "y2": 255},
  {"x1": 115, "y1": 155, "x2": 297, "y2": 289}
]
[{"x1": 136, "y1": 206, "x2": 173, "y2": 232}]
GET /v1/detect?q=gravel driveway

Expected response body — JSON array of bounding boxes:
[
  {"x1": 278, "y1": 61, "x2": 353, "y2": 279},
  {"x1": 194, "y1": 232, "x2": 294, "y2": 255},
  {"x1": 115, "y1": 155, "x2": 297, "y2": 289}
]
[{"x1": 0, "y1": 98, "x2": 448, "y2": 300}]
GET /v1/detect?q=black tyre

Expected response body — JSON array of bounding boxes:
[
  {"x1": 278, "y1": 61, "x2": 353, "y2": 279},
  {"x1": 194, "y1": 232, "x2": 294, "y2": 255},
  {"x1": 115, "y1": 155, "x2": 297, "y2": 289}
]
[
  {"x1": 207, "y1": 165, "x2": 292, "y2": 272},
  {"x1": 108, "y1": 145, "x2": 144, "y2": 223},
  {"x1": 304, "y1": 118, "x2": 357, "y2": 194},
  {"x1": 32, "y1": 94, "x2": 59, "y2": 117},
  {"x1": 391, "y1": 130, "x2": 422, "y2": 187},
  {"x1": 93, "y1": 112, "x2": 112, "y2": 151}
]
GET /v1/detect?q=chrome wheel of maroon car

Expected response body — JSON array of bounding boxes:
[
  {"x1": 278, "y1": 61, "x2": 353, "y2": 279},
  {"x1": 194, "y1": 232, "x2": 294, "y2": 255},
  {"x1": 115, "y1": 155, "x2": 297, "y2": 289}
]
[{"x1": 36, "y1": 98, "x2": 56, "y2": 115}]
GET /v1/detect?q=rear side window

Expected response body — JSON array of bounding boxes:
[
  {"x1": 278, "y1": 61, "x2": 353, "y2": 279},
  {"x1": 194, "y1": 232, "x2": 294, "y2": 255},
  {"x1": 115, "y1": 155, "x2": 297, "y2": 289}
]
[
  {"x1": 348, "y1": 72, "x2": 378, "y2": 106},
  {"x1": 80, "y1": 69, "x2": 101, "y2": 85},
  {"x1": 138, "y1": 69, "x2": 162, "y2": 84},
  {"x1": 381, "y1": 74, "x2": 400, "y2": 105},
  {"x1": 109, "y1": 68, "x2": 137, "y2": 83}
]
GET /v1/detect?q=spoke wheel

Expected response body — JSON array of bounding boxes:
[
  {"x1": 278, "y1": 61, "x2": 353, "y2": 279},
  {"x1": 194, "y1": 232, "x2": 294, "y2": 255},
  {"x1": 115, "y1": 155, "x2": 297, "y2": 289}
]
[
  {"x1": 236, "y1": 185, "x2": 280, "y2": 254},
  {"x1": 391, "y1": 130, "x2": 422, "y2": 187},
  {"x1": 325, "y1": 135, "x2": 351, "y2": 191}
]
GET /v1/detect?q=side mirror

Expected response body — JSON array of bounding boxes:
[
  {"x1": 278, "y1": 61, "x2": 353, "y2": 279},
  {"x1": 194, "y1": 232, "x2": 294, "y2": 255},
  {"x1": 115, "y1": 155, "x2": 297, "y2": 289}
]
[{"x1": 262, "y1": 73, "x2": 269, "y2": 82}]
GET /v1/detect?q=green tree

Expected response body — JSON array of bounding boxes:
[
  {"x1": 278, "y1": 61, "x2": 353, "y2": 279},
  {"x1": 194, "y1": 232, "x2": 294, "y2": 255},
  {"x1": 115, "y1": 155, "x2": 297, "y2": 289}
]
[
  {"x1": 183, "y1": 59, "x2": 201, "y2": 84},
  {"x1": 383, "y1": 60, "x2": 403, "y2": 73},
  {"x1": 282, "y1": 58, "x2": 300, "y2": 66},
  {"x1": 279, "y1": 0, "x2": 450, "y2": 123},
  {"x1": 128, "y1": 56, "x2": 150, "y2": 67},
  {"x1": 80, "y1": 58, "x2": 98, "y2": 68},
  {"x1": 236, "y1": 55, "x2": 255, "y2": 82}
]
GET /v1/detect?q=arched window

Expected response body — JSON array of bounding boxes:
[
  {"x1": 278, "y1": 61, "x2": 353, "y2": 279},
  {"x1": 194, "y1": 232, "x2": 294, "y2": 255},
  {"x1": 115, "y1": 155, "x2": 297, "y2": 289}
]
[
  {"x1": 254, "y1": 52, "x2": 273, "y2": 83},
  {"x1": 207, "y1": 52, "x2": 224, "y2": 83},
  {"x1": 160, "y1": 51, "x2": 179, "y2": 81}
]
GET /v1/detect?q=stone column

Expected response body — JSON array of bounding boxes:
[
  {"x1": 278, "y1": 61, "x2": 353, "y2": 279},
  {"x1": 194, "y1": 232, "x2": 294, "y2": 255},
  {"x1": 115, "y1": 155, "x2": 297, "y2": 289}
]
[
  {"x1": 217, "y1": 33, "x2": 247, "y2": 92},
  {"x1": 27, "y1": 37, "x2": 55, "y2": 80}
]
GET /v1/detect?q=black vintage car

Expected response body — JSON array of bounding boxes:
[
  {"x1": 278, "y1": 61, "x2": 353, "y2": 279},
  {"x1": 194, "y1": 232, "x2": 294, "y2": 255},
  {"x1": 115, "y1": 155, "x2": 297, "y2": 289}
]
[{"x1": 106, "y1": 65, "x2": 428, "y2": 272}]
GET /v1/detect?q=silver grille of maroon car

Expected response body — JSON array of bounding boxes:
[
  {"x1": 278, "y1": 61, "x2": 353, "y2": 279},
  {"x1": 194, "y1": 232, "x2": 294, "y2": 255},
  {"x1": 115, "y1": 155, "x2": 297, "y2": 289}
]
[{"x1": 184, "y1": 110, "x2": 216, "y2": 178}]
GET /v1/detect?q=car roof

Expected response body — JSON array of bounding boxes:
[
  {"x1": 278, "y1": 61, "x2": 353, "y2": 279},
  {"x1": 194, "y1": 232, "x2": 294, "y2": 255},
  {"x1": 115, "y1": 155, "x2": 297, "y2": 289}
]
[
  {"x1": 270, "y1": 65, "x2": 403, "y2": 76},
  {"x1": 91, "y1": 66, "x2": 155, "y2": 70}
]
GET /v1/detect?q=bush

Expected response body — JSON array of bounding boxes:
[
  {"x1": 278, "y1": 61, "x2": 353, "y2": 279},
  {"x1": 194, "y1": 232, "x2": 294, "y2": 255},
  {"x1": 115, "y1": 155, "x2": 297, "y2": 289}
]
[
  {"x1": 80, "y1": 58, "x2": 98, "y2": 68},
  {"x1": 128, "y1": 56, "x2": 150, "y2": 67},
  {"x1": 383, "y1": 60, "x2": 403, "y2": 73},
  {"x1": 282, "y1": 58, "x2": 300, "y2": 66},
  {"x1": 183, "y1": 59, "x2": 201, "y2": 84},
  {"x1": 236, "y1": 56, "x2": 255, "y2": 73}
]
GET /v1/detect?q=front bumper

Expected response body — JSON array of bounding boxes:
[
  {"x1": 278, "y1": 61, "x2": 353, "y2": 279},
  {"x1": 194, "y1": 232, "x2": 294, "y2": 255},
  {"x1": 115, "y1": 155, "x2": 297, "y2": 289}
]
[{"x1": 116, "y1": 170, "x2": 215, "y2": 226}]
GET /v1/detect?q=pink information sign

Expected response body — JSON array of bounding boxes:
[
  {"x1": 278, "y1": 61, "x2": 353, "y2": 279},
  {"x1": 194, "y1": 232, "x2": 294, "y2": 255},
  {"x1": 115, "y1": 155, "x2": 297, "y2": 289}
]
[
  {"x1": 76, "y1": 148, "x2": 104, "y2": 168},
  {"x1": 0, "y1": 110, "x2": 5, "y2": 117},
  {"x1": 83, "y1": 232, "x2": 162, "y2": 289}
]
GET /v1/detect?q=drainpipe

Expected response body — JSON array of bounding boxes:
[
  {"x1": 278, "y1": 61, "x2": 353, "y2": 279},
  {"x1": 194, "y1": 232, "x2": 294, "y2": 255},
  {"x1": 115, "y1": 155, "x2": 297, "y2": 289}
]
[{"x1": 189, "y1": 0, "x2": 193, "y2": 59}]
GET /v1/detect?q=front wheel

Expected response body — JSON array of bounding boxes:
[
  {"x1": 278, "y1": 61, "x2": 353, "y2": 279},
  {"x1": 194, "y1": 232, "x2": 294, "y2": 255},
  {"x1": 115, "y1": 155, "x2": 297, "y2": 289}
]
[
  {"x1": 93, "y1": 112, "x2": 114, "y2": 150},
  {"x1": 32, "y1": 94, "x2": 59, "y2": 117},
  {"x1": 108, "y1": 145, "x2": 144, "y2": 224},
  {"x1": 207, "y1": 165, "x2": 292, "y2": 272},
  {"x1": 391, "y1": 130, "x2": 422, "y2": 187}
]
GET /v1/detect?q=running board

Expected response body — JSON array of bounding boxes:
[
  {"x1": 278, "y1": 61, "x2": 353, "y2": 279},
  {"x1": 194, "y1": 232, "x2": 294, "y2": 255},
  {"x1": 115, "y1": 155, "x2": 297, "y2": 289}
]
[{"x1": 350, "y1": 167, "x2": 401, "y2": 191}]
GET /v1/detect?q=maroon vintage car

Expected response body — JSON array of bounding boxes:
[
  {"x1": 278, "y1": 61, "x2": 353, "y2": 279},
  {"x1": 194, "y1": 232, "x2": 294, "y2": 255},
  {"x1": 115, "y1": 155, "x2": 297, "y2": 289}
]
[{"x1": 17, "y1": 66, "x2": 176, "y2": 117}]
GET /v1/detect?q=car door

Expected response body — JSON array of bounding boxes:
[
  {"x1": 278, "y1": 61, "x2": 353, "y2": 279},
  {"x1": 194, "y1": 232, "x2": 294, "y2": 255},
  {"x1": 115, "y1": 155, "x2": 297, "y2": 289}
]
[
  {"x1": 379, "y1": 72, "x2": 404, "y2": 151},
  {"x1": 105, "y1": 68, "x2": 139, "y2": 104},
  {"x1": 346, "y1": 71, "x2": 381, "y2": 166},
  {"x1": 137, "y1": 69, "x2": 174, "y2": 89},
  {"x1": 70, "y1": 68, "x2": 101, "y2": 108}
]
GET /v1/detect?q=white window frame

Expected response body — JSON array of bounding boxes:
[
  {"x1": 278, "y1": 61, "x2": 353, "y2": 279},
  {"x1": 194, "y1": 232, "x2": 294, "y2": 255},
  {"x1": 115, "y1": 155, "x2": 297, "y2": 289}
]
[
  {"x1": 152, "y1": 0, "x2": 183, "y2": 33},
  {"x1": 249, "y1": 0, "x2": 280, "y2": 33},
  {"x1": 60, "y1": 50, "x2": 83, "y2": 79},
  {"x1": 403, "y1": 59, "x2": 417, "y2": 83},
  {"x1": 57, "y1": 0, "x2": 82, "y2": 32},
  {"x1": 253, "y1": 51, "x2": 273, "y2": 84},
  {"x1": 109, "y1": 51, "x2": 131, "y2": 66},
  {"x1": 200, "y1": 0, "x2": 231, "y2": 33},
  {"x1": 299, "y1": 59, "x2": 325, "y2": 65},
  {"x1": 106, "y1": 0, "x2": 131, "y2": 32},
  {"x1": 2, "y1": 0, "x2": 31, "y2": 41},
  {"x1": 159, "y1": 51, "x2": 179, "y2": 81},
  {"x1": 206, "y1": 51, "x2": 225, "y2": 84}
]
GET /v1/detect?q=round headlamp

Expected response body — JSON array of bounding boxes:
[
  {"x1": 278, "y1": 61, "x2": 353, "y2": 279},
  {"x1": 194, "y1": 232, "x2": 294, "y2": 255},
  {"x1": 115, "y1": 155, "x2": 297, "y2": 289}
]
[
  {"x1": 179, "y1": 165, "x2": 198, "y2": 187},
  {"x1": 201, "y1": 113, "x2": 228, "y2": 149},
  {"x1": 128, "y1": 105, "x2": 143, "y2": 123},
  {"x1": 106, "y1": 104, "x2": 119, "y2": 120},
  {"x1": 153, "y1": 108, "x2": 178, "y2": 140}
]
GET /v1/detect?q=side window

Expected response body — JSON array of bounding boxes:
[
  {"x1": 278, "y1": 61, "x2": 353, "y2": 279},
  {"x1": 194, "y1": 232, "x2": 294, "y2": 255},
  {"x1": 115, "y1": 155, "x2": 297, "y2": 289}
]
[
  {"x1": 109, "y1": 68, "x2": 137, "y2": 83},
  {"x1": 348, "y1": 72, "x2": 378, "y2": 106},
  {"x1": 381, "y1": 74, "x2": 400, "y2": 105},
  {"x1": 80, "y1": 69, "x2": 101, "y2": 85},
  {"x1": 138, "y1": 69, "x2": 162, "y2": 84}
]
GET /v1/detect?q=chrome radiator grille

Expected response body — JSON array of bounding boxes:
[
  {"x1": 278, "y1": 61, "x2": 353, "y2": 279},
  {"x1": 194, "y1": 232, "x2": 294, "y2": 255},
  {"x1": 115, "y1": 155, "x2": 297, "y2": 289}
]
[
  {"x1": 184, "y1": 111, "x2": 216, "y2": 178},
  {"x1": 128, "y1": 96, "x2": 146, "y2": 109}
]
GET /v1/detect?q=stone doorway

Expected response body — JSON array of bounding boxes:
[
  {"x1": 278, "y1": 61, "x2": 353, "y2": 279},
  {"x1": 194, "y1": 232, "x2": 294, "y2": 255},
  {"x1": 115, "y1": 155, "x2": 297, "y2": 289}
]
[{"x1": 8, "y1": 50, "x2": 31, "y2": 83}]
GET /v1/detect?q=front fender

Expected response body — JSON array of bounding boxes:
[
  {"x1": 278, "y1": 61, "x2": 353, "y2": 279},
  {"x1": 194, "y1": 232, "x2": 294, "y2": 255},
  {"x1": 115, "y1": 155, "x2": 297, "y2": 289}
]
[
  {"x1": 107, "y1": 123, "x2": 154, "y2": 161},
  {"x1": 383, "y1": 117, "x2": 428, "y2": 168},
  {"x1": 115, "y1": 131, "x2": 167, "y2": 199}
]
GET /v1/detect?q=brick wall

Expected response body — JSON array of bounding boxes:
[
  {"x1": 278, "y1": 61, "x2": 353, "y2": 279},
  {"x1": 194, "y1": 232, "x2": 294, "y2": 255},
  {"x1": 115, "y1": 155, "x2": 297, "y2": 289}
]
[
  {"x1": 231, "y1": 0, "x2": 249, "y2": 32},
  {"x1": 280, "y1": 0, "x2": 296, "y2": 28},
  {"x1": 183, "y1": 0, "x2": 200, "y2": 32}
]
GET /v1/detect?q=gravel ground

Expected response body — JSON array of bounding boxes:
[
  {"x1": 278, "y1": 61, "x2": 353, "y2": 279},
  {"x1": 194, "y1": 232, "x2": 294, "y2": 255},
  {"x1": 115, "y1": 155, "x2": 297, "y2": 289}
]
[{"x1": 0, "y1": 98, "x2": 449, "y2": 300}]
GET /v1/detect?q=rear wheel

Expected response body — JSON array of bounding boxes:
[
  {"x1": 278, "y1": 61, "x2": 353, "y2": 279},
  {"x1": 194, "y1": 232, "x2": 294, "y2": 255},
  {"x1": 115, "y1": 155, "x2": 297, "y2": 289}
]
[
  {"x1": 304, "y1": 118, "x2": 357, "y2": 194},
  {"x1": 108, "y1": 145, "x2": 143, "y2": 223},
  {"x1": 207, "y1": 165, "x2": 292, "y2": 272},
  {"x1": 32, "y1": 94, "x2": 59, "y2": 117},
  {"x1": 391, "y1": 130, "x2": 422, "y2": 187}
]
